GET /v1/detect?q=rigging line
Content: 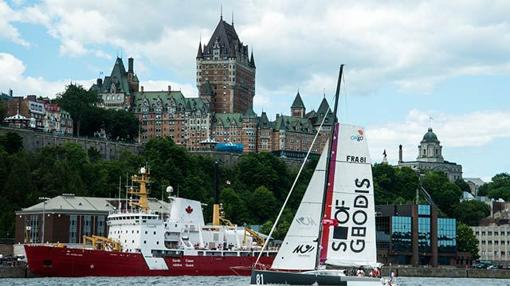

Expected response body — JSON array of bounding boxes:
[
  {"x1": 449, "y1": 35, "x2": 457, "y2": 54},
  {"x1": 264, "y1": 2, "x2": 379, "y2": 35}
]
[{"x1": 254, "y1": 104, "x2": 332, "y2": 267}]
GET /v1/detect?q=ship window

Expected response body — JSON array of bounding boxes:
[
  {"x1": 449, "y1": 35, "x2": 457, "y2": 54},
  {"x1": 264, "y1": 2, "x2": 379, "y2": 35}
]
[
  {"x1": 144, "y1": 241, "x2": 147, "y2": 244},
  {"x1": 145, "y1": 231, "x2": 148, "y2": 234},
  {"x1": 43, "y1": 260, "x2": 52, "y2": 266},
  {"x1": 156, "y1": 241, "x2": 159, "y2": 245},
  {"x1": 154, "y1": 231, "x2": 156, "y2": 235},
  {"x1": 132, "y1": 240, "x2": 134, "y2": 243}
]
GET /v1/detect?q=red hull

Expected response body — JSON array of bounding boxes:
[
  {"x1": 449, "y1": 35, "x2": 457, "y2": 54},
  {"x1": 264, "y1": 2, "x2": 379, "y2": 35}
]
[{"x1": 25, "y1": 245, "x2": 274, "y2": 277}]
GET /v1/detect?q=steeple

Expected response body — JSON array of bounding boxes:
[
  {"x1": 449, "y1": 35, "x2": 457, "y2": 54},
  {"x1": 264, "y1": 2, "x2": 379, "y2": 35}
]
[
  {"x1": 291, "y1": 91, "x2": 305, "y2": 118},
  {"x1": 196, "y1": 41, "x2": 203, "y2": 58},
  {"x1": 249, "y1": 50, "x2": 256, "y2": 68}
]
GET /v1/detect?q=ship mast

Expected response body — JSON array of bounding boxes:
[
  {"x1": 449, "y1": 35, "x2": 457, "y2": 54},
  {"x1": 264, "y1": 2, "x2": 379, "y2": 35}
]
[
  {"x1": 128, "y1": 167, "x2": 150, "y2": 213},
  {"x1": 315, "y1": 64, "x2": 344, "y2": 269}
]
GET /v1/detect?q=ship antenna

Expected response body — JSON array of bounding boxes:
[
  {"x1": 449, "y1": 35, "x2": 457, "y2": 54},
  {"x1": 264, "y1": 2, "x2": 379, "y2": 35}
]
[{"x1": 118, "y1": 176, "x2": 121, "y2": 212}]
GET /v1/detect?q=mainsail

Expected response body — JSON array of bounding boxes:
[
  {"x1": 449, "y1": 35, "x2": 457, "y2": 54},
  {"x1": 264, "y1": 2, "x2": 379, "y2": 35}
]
[
  {"x1": 271, "y1": 144, "x2": 328, "y2": 270},
  {"x1": 320, "y1": 123, "x2": 377, "y2": 267}
]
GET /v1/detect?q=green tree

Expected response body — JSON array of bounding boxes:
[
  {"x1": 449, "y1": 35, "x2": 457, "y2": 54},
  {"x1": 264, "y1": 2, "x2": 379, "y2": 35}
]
[
  {"x1": 477, "y1": 173, "x2": 510, "y2": 200},
  {"x1": 0, "y1": 132, "x2": 23, "y2": 154},
  {"x1": 421, "y1": 171, "x2": 462, "y2": 216},
  {"x1": 455, "y1": 178, "x2": 471, "y2": 193},
  {"x1": 220, "y1": 187, "x2": 249, "y2": 224},
  {"x1": 249, "y1": 186, "x2": 278, "y2": 223},
  {"x1": 56, "y1": 84, "x2": 101, "y2": 136},
  {"x1": 457, "y1": 223, "x2": 479, "y2": 260},
  {"x1": 452, "y1": 200, "x2": 490, "y2": 226},
  {"x1": 103, "y1": 109, "x2": 139, "y2": 142}
]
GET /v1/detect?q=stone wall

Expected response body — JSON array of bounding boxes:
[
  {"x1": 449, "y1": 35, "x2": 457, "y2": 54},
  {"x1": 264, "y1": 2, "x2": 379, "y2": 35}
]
[{"x1": 0, "y1": 127, "x2": 142, "y2": 160}]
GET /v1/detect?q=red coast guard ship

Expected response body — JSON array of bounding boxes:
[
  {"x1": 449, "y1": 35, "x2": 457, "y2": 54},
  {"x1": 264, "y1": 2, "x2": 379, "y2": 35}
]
[{"x1": 24, "y1": 167, "x2": 275, "y2": 276}]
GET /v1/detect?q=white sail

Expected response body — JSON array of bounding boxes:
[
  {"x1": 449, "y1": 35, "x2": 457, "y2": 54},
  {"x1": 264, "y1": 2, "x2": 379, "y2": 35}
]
[
  {"x1": 271, "y1": 144, "x2": 328, "y2": 270},
  {"x1": 321, "y1": 123, "x2": 377, "y2": 267}
]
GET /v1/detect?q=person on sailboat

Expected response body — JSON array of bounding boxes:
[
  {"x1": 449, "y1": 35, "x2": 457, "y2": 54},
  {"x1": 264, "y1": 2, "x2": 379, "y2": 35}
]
[{"x1": 356, "y1": 267, "x2": 365, "y2": 277}]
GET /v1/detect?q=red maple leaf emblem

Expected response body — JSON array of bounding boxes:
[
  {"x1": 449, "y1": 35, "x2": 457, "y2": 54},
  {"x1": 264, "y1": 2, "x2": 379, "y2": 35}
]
[
  {"x1": 185, "y1": 205, "x2": 193, "y2": 214},
  {"x1": 358, "y1": 129, "x2": 364, "y2": 136}
]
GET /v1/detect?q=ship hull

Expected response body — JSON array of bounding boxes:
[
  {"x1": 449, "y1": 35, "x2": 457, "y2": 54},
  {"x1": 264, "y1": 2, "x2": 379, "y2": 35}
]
[
  {"x1": 25, "y1": 245, "x2": 274, "y2": 277},
  {"x1": 250, "y1": 269, "x2": 383, "y2": 286}
]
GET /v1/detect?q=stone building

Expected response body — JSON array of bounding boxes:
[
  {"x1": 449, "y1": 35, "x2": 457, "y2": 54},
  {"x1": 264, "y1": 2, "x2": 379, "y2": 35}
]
[
  {"x1": 90, "y1": 57, "x2": 140, "y2": 111},
  {"x1": 398, "y1": 128, "x2": 463, "y2": 182},
  {"x1": 133, "y1": 89, "x2": 211, "y2": 149},
  {"x1": 196, "y1": 17, "x2": 255, "y2": 114}
]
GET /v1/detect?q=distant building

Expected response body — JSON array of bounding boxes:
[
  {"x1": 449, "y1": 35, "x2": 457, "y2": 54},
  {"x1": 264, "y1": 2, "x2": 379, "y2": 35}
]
[
  {"x1": 15, "y1": 194, "x2": 170, "y2": 244},
  {"x1": 90, "y1": 57, "x2": 140, "y2": 111},
  {"x1": 196, "y1": 17, "x2": 256, "y2": 114},
  {"x1": 398, "y1": 128, "x2": 463, "y2": 182},
  {"x1": 465, "y1": 177, "x2": 486, "y2": 196},
  {"x1": 376, "y1": 204, "x2": 467, "y2": 266},
  {"x1": 3, "y1": 94, "x2": 73, "y2": 135}
]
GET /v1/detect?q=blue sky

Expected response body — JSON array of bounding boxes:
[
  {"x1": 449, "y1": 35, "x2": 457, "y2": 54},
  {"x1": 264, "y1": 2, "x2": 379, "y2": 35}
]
[{"x1": 0, "y1": 0, "x2": 509, "y2": 181}]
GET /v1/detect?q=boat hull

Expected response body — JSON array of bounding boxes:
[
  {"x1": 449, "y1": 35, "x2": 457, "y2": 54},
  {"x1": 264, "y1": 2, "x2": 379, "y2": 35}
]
[
  {"x1": 250, "y1": 269, "x2": 383, "y2": 286},
  {"x1": 25, "y1": 245, "x2": 274, "y2": 277}
]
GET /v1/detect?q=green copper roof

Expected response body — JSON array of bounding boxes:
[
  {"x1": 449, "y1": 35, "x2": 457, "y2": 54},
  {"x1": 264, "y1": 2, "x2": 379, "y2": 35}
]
[
  {"x1": 214, "y1": 113, "x2": 243, "y2": 128},
  {"x1": 421, "y1": 128, "x2": 439, "y2": 143},
  {"x1": 133, "y1": 91, "x2": 209, "y2": 114},
  {"x1": 291, "y1": 92, "x2": 305, "y2": 109}
]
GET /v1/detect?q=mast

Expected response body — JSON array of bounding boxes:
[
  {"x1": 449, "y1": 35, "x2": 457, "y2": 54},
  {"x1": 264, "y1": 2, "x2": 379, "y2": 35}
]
[{"x1": 314, "y1": 64, "x2": 344, "y2": 269}]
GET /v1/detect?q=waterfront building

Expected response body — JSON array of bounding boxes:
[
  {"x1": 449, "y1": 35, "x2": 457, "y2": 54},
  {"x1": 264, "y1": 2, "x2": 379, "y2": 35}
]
[
  {"x1": 90, "y1": 57, "x2": 140, "y2": 111},
  {"x1": 472, "y1": 202, "x2": 510, "y2": 266},
  {"x1": 398, "y1": 128, "x2": 463, "y2": 182},
  {"x1": 376, "y1": 204, "x2": 464, "y2": 266},
  {"x1": 196, "y1": 17, "x2": 256, "y2": 114},
  {"x1": 15, "y1": 194, "x2": 169, "y2": 244}
]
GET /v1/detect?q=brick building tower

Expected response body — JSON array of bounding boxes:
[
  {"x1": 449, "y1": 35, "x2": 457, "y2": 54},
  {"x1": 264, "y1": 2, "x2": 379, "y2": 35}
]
[{"x1": 196, "y1": 17, "x2": 256, "y2": 113}]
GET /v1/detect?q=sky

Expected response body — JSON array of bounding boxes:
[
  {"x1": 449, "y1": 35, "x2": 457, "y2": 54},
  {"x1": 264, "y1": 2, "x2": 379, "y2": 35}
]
[{"x1": 0, "y1": 0, "x2": 509, "y2": 181}]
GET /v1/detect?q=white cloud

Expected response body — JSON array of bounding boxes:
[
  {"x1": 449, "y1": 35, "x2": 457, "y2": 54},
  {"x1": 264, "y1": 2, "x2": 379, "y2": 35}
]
[
  {"x1": 0, "y1": 1, "x2": 29, "y2": 46},
  {"x1": 368, "y1": 109, "x2": 510, "y2": 164},
  {"x1": 11, "y1": 0, "x2": 510, "y2": 98},
  {"x1": 0, "y1": 52, "x2": 92, "y2": 97}
]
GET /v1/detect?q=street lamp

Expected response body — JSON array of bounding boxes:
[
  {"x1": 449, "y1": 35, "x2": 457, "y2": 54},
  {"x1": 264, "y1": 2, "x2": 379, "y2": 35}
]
[{"x1": 38, "y1": 197, "x2": 50, "y2": 244}]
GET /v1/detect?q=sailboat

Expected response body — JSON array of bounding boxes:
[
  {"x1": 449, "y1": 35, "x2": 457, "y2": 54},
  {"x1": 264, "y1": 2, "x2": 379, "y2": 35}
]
[{"x1": 250, "y1": 65, "x2": 393, "y2": 285}]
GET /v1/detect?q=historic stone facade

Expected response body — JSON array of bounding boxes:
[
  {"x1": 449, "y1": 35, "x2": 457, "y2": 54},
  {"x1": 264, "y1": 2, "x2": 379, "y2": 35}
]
[
  {"x1": 196, "y1": 17, "x2": 255, "y2": 114},
  {"x1": 133, "y1": 89, "x2": 211, "y2": 150},
  {"x1": 90, "y1": 57, "x2": 140, "y2": 111},
  {"x1": 398, "y1": 128, "x2": 463, "y2": 182}
]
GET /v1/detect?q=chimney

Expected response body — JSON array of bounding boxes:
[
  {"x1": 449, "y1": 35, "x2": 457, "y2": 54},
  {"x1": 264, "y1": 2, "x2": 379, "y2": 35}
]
[
  {"x1": 141, "y1": 86, "x2": 144, "y2": 93},
  {"x1": 128, "y1": 57, "x2": 134, "y2": 73},
  {"x1": 9, "y1": 89, "x2": 13, "y2": 97},
  {"x1": 97, "y1": 78, "x2": 103, "y2": 86},
  {"x1": 168, "y1": 85, "x2": 172, "y2": 93},
  {"x1": 398, "y1": 144, "x2": 403, "y2": 163}
]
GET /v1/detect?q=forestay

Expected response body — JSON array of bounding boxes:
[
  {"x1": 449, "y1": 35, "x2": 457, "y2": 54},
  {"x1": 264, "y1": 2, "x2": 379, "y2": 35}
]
[
  {"x1": 271, "y1": 144, "x2": 328, "y2": 270},
  {"x1": 321, "y1": 123, "x2": 377, "y2": 267}
]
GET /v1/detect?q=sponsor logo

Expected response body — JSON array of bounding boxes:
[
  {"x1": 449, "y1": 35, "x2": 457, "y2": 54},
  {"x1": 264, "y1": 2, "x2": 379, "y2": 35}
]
[
  {"x1": 296, "y1": 216, "x2": 316, "y2": 226},
  {"x1": 330, "y1": 178, "x2": 371, "y2": 254},
  {"x1": 185, "y1": 205, "x2": 193, "y2": 214},
  {"x1": 346, "y1": 155, "x2": 367, "y2": 164},
  {"x1": 293, "y1": 244, "x2": 315, "y2": 254},
  {"x1": 350, "y1": 129, "x2": 364, "y2": 142}
]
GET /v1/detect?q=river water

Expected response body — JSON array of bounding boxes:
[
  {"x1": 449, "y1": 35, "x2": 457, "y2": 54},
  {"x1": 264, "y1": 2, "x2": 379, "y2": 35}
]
[{"x1": 1, "y1": 277, "x2": 510, "y2": 286}]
